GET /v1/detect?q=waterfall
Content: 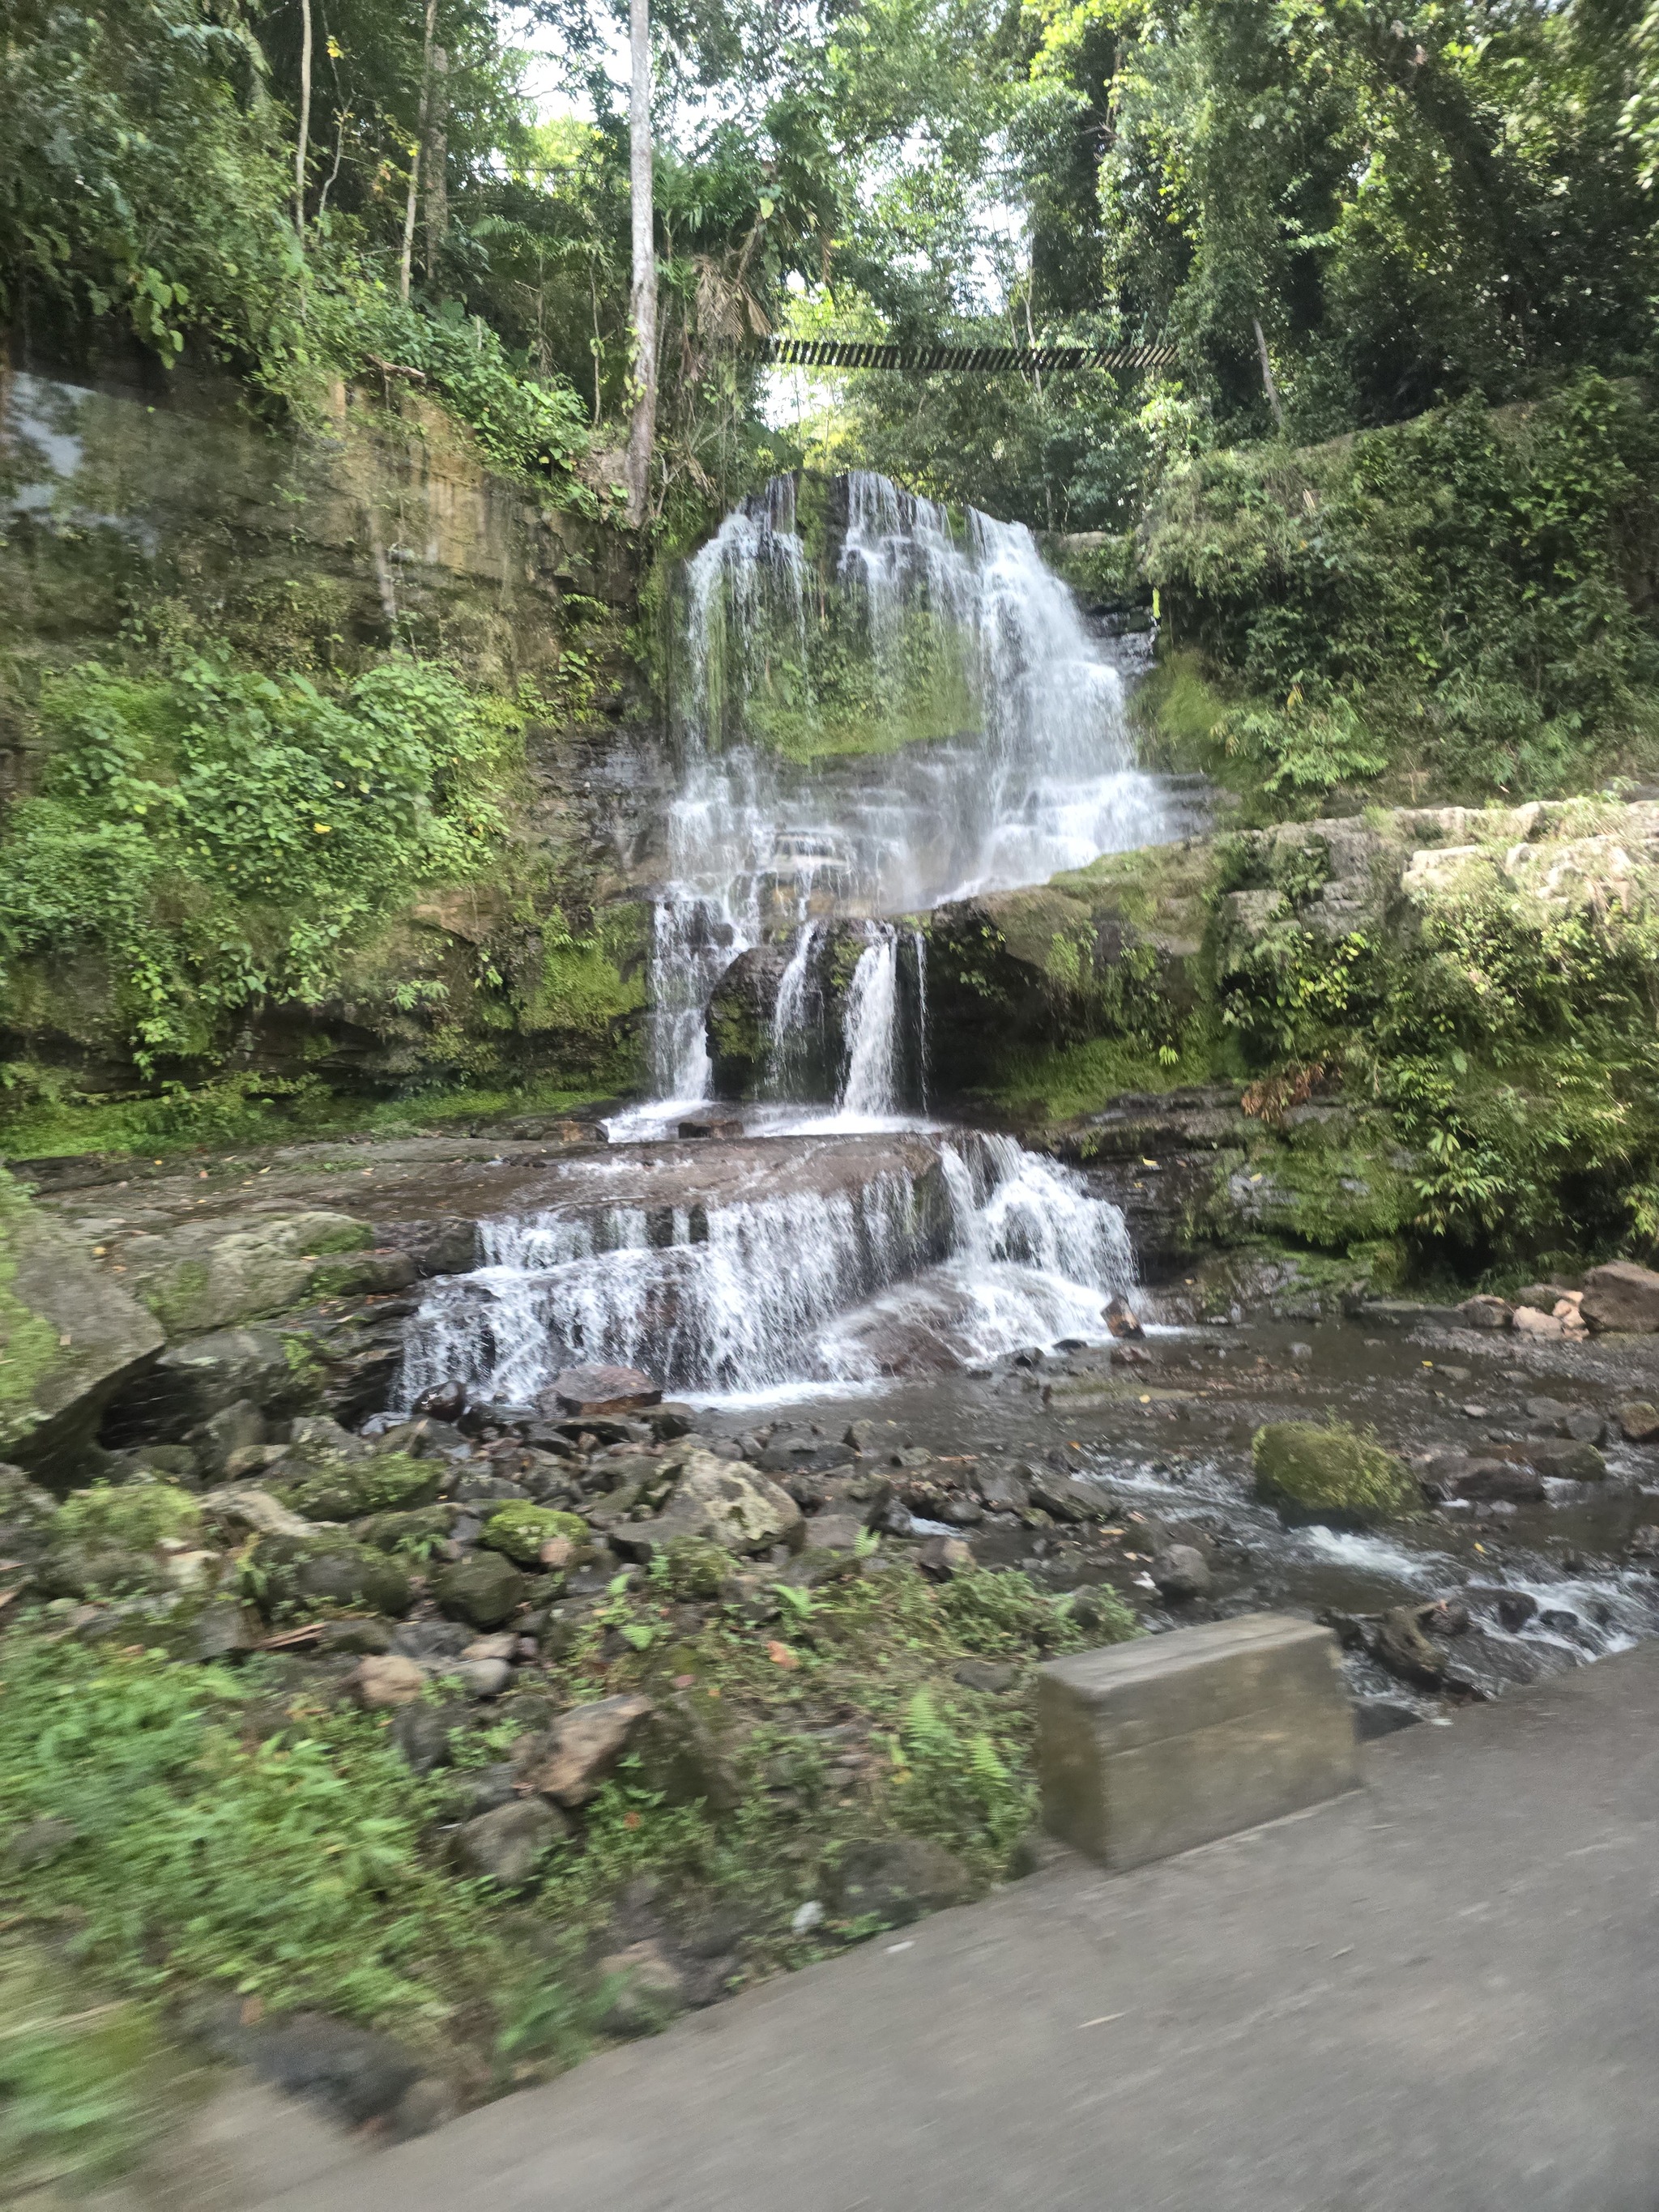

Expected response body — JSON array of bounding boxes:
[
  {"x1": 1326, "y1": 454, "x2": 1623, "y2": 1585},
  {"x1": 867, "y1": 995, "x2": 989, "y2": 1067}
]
[
  {"x1": 631, "y1": 468, "x2": 1188, "y2": 1115},
  {"x1": 400, "y1": 1134, "x2": 1136, "y2": 1404},
  {"x1": 764, "y1": 918, "x2": 821, "y2": 1099},
  {"x1": 837, "y1": 930, "x2": 901, "y2": 1119}
]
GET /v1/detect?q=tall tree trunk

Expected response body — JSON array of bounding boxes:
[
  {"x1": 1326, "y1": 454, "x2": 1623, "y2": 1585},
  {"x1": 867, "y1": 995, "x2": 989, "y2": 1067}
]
[
  {"x1": 424, "y1": 46, "x2": 449, "y2": 275},
  {"x1": 293, "y1": 0, "x2": 313, "y2": 239},
  {"x1": 399, "y1": 0, "x2": 437, "y2": 305},
  {"x1": 624, "y1": 0, "x2": 657, "y2": 526},
  {"x1": 1252, "y1": 315, "x2": 1285, "y2": 430}
]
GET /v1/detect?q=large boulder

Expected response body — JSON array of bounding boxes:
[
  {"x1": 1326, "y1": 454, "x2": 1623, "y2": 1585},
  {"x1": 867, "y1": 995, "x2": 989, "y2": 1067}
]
[
  {"x1": 549, "y1": 1364, "x2": 661, "y2": 1416},
  {"x1": 113, "y1": 1210, "x2": 376, "y2": 1338},
  {"x1": 706, "y1": 943, "x2": 790, "y2": 1098},
  {"x1": 1252, "y1": 1420, "x2": 1417, "y2": 1525},
  {"x1": 0, "y1": 1192, "x2": 164, "y2": 1481},
  {"x1": 1580, "y1": 1262, "x2": 1659, "y2": 1334},
  {"x1": 249, "y1": 1532, "x2": 413, "y2": 1617},
  {"x1": 612, "y1": 1451, "x2": 804, "y2": 1558},
  {"x1": 103, "y1": 1324, "x2": 321, "y2": 1444}
]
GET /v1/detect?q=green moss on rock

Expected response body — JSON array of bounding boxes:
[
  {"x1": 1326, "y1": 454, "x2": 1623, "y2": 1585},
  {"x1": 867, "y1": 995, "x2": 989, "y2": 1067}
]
[
  {"x1": 480, "y1": 1503, "x2": 586, "y2": 1566},
  {"x1": 1251, "y1": 1420, "x2": 1418, "y2": 1525}
]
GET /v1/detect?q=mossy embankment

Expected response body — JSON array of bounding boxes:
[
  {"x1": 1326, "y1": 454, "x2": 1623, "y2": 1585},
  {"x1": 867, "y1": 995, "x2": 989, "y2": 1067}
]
[
  {"x1": 1131, "y1": 375, "x2": 1659, "y2": 817},
  {"x1": 920, "y1": 797, "x2": 1659, "y2": 1294},
  {"x1": 0, "y1": 370, "x2": 651, "y2": 1149}
]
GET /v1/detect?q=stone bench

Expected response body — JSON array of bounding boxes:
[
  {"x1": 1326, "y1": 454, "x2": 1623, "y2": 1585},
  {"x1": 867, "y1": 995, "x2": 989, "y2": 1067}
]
[{"x1": 1038, "y1": 1613, "x2": 1360, "y2": 1871}]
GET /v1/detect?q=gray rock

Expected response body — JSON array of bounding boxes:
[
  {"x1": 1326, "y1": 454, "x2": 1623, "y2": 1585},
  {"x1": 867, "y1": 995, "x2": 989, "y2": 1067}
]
[
  {"x1": 1581, "y1": 1261, "x2": 1659, "y2": 1333},
  {"x1": 455, "y1": 1656, "x2": 513, "y2": 1698},
  {"x1": 595, "y1": 1938, "x2": 687, "y2": 2036},
  {"x1": 434, "y1": 1550, "x2": 530, "y2": 1628},
  {"x1": 550, "y1": 1364, "x2": 661, "y2": 1416},
  {"x1": 455, "y1": 1763, "x2": 518, "y2": 1816},
  {"x1": 516, "y1": 1693, "x2": 655, "y2": 1807},
  {"x1": 637, "y1": 1693, "x2": 743, "y2": 1813},
  {"x1": 1152, "y1": 1545, "x2": 1213, "y2": 1603},
  {"x1": 830, "y1": 1836, "x2": 974, "y2": 1926},
  {"x1": 953, "y1": 1659, "x2": 1017, "y2": 1694},
  {"x1": 916, "y1": 1534, "x2": 975, "y2": 1579},
  {"x1": 452, "y1": 1798, "x2": 568, "y2": 1885},
  {"x1": 195, "y1": 1602, "x2": 263, "y2": 1663},
  {"x1": 188, "y1": 1397, "x2": 267, "y2": 1481},
  {"x1": 1457, "y1": 1295, "x2": 1513, "y2": 1330},
  {"x1": 1618, "y1": 1400, "x2": 1659, "y2": 1443},
  {"x1": 1021, "y1": 1468, "x2": 1110, "y2": 1522},
  {"x1": 2, "y1": 1203, "x2": 164, "y2": 1479},
  {"x1": 390, "y1": 1702, "x2": 459, "y2": 1775}
]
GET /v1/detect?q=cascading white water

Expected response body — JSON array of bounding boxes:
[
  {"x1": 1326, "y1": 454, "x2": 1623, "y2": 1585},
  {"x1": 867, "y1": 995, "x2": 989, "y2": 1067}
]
[
  {"x1": 836, "y1": 930, "x2": 901, "y2": 1119},
  {"x1": 403, "y1": 471, "x2": 1177, "y2": 1406},
  {"x1": 399, "y1": 1134, "x2": 1136, "y2": 1404},
  {"x1": 632, "y1": 468, "x2": 1188, "y2": 1115}
]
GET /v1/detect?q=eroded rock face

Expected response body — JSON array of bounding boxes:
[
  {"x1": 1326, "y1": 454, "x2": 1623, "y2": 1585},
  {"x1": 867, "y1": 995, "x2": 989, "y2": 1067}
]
[
  {"x1": 1, "y1": 1200, "x2": 164, "y2": 1481},
  {"x1": 108, "y1": 1210, "x2": 377, "y2": 1338}
]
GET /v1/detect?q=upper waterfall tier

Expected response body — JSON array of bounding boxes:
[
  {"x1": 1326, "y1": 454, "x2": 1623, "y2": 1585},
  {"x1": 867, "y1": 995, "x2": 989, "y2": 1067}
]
[{"x1": 642, "y1": 470, "x2": 1196, "y2": 1109}]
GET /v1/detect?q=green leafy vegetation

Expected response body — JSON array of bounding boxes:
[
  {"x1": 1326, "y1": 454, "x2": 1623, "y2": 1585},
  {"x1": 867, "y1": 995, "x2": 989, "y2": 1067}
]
[
  {"x1": 1141, "y1": 378, "x2": 1659, "y2": 808},
  {"x1": 0, "y1": 655, "x2": 523, "y2": 1072},
  {"x1": 0, "y1": 1555, "x2": 1130, "y2": 2090}
]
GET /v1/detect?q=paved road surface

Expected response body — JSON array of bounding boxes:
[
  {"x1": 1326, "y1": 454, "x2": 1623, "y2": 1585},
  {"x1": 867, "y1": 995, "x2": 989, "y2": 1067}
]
[{"x1": 239, "y1": 1642, "x2": 1659, "y2": 2212}]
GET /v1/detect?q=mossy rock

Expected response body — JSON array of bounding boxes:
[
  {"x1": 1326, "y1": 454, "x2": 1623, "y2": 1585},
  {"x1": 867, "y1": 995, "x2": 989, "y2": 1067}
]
[
  {"x1": 32, "y1": 1541, "x2": 171, "y2": 1600},
  {"x1": 353, "y1": 1503, "x2": 459, "y2": 1554},
  {"x1": 248, "y1": 1532, "x2": 414, "y2": 1617},
  {"x1": 480, "y1": 1503, "x2": 587, "y2": 1566},
  {"x1": 279, "y1": 1452, "x2": 441, "y2": 1523},
  {"x1": 433, "y1": 1550, "x2": 529, "y2": 1628},
  {"x1": 658, "y1": 1534, "x2": 731, "y2": 1602},
  {"x1": 54, "y1": 1477, "x2": 202, "y2": 1552},
  {"x1": 1251, "y1": 1420, "x2": 1418, "y2": 1525}
]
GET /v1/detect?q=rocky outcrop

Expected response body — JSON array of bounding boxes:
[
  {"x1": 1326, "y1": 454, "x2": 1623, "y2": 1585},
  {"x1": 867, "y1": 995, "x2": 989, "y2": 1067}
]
[{"x1": 0, "y1": 1190, "x2": 164, "y2": 1480}]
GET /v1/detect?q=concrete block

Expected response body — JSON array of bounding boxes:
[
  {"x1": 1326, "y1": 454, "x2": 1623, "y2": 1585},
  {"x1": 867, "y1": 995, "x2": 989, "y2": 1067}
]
[{"x1": 1038, "y1": 1613, "x2": 1359, "y2": 1871}]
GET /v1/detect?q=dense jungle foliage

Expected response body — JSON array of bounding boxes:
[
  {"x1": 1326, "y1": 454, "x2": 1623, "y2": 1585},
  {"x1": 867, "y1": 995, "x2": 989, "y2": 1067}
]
[{"x1": 2, "y1": 0, "x2": 1658, "y2": 1139}]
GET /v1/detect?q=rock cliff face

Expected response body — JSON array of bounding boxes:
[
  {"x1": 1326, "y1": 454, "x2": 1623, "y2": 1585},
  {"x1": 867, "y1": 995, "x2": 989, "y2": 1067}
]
[{"x1": 0, "y1": 367, "x2": 663, "y2": 1100}]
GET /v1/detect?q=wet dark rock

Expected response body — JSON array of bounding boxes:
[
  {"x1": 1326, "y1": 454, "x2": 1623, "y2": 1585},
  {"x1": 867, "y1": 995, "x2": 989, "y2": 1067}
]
[
  {"x1": 549, "y1": 1364, "x2": 662, "y2": 1417},
  {"x1": 970, "y1": 1467, "x2": 1030, "y2": 1514},
  {"x1": 434, "y1": 1550, "x2": 530, "y2": 1628},
  {"x1": 1441, "y1": 1628, "x2": 1567, "y2": 1700},
  {"x1": 195, "y1": 2004, "x2": 421, "y2": 2125},
  {"x1": 1489, "y1": 1437, "x2": 1607, "y2": 1483},
  {"x1": 1021, "y1": 1467, "x2": 1110, "y2": 1522},
  {"x1": 830, "y1": 1837, "x2": 974, "y2": 1926},
  {"x1": 1371, "y1": 1604, "x2": 1447, "y2": 1689},
  {"x1": 1525, "y1": 1398, "x2": 1607, "y2": 1445},
  {"x1": 648, "y1": 1403, "x2": 698, "y2": 1441},
  {"x1": 413, "y1": 1380, "x2": 468, "y2": 1415},
  {"x1": 1420, "y1": 1452, "x2": 1546, "y2": 1505},
  {"x1": 449, "y1": 1470, "x2": 527, "y2": 1504},
  {"x1": 1103, "y1": 1297, "x2": 1144, "y2": 1339},
  {"x1": 1355, "y1": 1699, "x2": 1422, "y2": 1740},
  {"x1": 1151, "y1": 1545, "x2": 1213, "y2": 1603}
]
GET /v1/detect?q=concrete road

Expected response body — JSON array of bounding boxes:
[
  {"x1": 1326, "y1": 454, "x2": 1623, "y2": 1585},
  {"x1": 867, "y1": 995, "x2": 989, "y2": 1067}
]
[{"x1": 249, "y1": 1643, "x2": 1659, "y2": 2212}]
